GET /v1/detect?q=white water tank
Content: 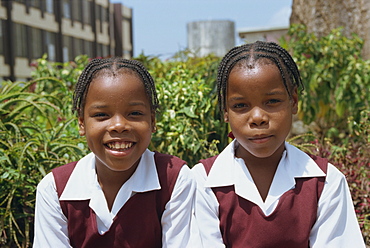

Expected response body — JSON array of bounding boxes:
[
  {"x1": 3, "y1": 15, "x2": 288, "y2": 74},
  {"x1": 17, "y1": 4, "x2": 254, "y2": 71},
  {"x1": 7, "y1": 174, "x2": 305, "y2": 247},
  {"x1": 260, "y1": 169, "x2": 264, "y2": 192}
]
[{"x1": 187, "y1": 20, "x2": 235, "y2": 57}]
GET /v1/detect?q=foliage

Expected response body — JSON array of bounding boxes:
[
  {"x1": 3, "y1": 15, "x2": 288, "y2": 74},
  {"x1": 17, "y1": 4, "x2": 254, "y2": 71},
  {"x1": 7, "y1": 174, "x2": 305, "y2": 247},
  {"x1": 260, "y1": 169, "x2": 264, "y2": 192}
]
[
  {"x1": 136, "y1": 51, "x2": 227, "y2": 166},
  {"x1": 308, "y1": 110, "x2": 369, "y2": 245},
  {"x1": 30, "y1": 54, "x2": 89, "y2": 91},
  {"x1": 0, "y1": 57, "x2": 89, "y2": 247},
  {"x1": 282, "y1": 24, "x2": 370, "y2": 142}
]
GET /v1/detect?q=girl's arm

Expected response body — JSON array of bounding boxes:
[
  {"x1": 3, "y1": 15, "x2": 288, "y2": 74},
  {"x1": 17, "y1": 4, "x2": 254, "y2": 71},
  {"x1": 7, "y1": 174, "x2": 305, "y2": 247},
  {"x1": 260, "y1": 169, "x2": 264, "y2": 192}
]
[
  {"x1": 161, "y1": 165, "x2": 198, "y2": 248},
  {"x1": 191, "y1": 163, "x2": 225, "y2": 248},
  {"x1": 309, "y1": 163, "x2": 365, "y2": 248},
  {"x1": 33, "y1": 173, "x2": 72, "y2": 248}
]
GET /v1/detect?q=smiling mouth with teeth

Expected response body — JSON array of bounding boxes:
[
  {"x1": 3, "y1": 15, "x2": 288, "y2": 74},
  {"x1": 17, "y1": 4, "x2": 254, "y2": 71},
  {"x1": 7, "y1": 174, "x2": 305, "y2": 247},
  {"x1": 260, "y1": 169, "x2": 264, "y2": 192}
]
[{"x1": 106, "y1": 142, "x2": 134, "y2": 151}]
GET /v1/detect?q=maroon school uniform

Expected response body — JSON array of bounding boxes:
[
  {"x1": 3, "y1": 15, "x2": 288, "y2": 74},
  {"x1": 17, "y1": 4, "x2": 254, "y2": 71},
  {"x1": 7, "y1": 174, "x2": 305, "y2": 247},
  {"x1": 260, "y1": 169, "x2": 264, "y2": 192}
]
[
  {"x1": 52, "y1": 152, "x2": 185, "y2": 248},
  {"x1": 200, "y1": 154, "x2": 327, "y2": 248}
]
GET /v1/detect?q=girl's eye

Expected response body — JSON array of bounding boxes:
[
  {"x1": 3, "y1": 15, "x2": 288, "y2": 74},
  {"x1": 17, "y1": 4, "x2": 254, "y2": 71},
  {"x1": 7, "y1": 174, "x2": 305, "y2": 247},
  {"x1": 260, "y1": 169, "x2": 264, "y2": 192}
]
[
  {"x1": 267, "y1": 99, "x2": 281, "y2": 104},
  {"x1": 130, "y1": 111, "x2": 143, "y2": 116},
  {"x1": 92, "y1": 113, "x2": 108, "y2": 118},
  {"x1": 233, "y1": 103, "x2": 247, "y2": 108}
]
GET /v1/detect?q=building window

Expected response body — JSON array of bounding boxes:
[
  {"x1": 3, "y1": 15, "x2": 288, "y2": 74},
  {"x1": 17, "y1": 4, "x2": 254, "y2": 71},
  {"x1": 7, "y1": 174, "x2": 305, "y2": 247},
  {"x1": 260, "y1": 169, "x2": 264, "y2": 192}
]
[
  {"x1": 63, "y1": 36, "x2": 73, "y2": 62},
  {"x1": 0, "y1": 20, "x2": 3, "y2": 55},
  {"x1": 82, "y1": 0, "x2": 91, "y2": 25},
  {"x1": 96, "y1": 43, "x2": 102, "y2": 57},
  {"x1": 83, "y1": 40, "x2": 93, "y2": 58},
  {"x1": 14, "y1": 24, "x2": 27, "y2": 57},
  {"x1": 72, "y1": 0, "x2": 82, "y2": 22},
  {"x1": 102, "y1": 44, "x2": 109, "y2": 57},
  {"x1": 96, "y1": 4, "x2": 102, "y2": 32},
  {"x1": 63, "y1": 0, "x2": 71, "y2": 19},
  {"x1": 73, "y1": 38, "x2": 84, "y2": 57},
  {"x1": 45, "y1": 0, "x2": 54, "y2": 13},
  {"x1": 45, "y1": 31, "x2": 56, "y2": 61},
  {"x1": 101, "y1": 5, "x2": 108, "y2": 22},
  {"x1": 31, "y1": 27, "x2": 43, "y2": 59},
  {"x1": 29, "y1": 0, "x2": 41, "y2": 8}
]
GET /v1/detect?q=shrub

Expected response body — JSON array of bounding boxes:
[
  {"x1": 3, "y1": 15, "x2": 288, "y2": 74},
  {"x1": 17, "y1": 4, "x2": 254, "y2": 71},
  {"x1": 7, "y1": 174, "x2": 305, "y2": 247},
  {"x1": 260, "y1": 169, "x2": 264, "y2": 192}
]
[
  {"x1": 136, "y1": 52, "x2": 227, "y2": 166},
  {"x1": 308, "y1": 110, "x2": 369, "y2": 245},
  {"x1": 282, "y1": 24, "x2": 370, "y2": 143},
  {"x1": 0, "y1": 58, "x2": 89, "y2": 247}
]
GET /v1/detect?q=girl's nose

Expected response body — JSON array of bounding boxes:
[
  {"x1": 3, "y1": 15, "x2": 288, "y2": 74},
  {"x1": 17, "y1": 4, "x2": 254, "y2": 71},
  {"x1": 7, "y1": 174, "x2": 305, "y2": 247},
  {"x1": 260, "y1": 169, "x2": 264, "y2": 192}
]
[
  {"x1": 249, "y1": 107, "x2": 268, "y2": 127},
  {"x1": 107, "y1": 115, "x2": 129, "y2": 133}
]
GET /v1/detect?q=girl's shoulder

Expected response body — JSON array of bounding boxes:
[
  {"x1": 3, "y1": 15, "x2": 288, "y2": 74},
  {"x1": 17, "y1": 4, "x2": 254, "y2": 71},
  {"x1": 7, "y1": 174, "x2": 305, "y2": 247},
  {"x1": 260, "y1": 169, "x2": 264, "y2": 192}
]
[
  {"x1": 153, "y1": 151, "x2": 186, "y2": 168},
  {"x1": 52, "y1": 161, "x2": 78, "y2": 198},
  {"x1": 198, "y1": 155, "x2": 219, "y2": 175}
]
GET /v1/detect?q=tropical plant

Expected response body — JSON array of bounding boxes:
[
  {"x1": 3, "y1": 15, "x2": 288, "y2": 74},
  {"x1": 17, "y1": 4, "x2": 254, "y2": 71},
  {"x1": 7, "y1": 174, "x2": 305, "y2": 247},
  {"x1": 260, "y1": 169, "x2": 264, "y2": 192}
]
[
  {"x1": 136, "y1": 52, "x2": 227, "y2": 166},
  {"x1": 282, "y1": 24, "x2": 370, "y2": 143},
  {"x1": 309, "y1": 110, "x2": 369, "y2": 245},
  {"x1": 0, "y1": 78, "x2": 88, "y2": 247}
]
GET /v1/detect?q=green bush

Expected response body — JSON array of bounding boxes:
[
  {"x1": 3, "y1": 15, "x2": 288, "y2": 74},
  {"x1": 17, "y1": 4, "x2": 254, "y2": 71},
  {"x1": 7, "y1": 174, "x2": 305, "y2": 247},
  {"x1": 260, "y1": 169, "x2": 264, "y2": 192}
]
[
  {"x1": 282, "y1": 24, "x2": 370, "y2": 143},
  {"x1": 136, "y1": 52, "x2": 227, "y2": 165},
  {"x1": 0, "y1": 80, "x2": 88, "y2": 247}
]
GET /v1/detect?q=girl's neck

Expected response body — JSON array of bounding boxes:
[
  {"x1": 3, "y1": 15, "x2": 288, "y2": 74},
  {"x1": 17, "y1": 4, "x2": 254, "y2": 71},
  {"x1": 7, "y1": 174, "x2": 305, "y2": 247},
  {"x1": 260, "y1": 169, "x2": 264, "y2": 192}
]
[
  {"x1": 235, "y1": 144, "x2": 285, "y2": 202},
  {"x1": 95, "y1": 162, "x2": 139, "y2": 211}
]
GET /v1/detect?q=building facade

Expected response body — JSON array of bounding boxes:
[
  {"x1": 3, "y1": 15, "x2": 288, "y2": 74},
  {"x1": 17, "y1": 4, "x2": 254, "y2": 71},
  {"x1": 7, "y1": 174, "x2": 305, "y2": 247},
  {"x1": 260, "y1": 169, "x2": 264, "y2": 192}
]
[
  {"x1": 0, "y1": 0, "x2": 133, "y2": 81},
  {"x1": 238, "y1": 26, "x2": 288, "y2": 44}
]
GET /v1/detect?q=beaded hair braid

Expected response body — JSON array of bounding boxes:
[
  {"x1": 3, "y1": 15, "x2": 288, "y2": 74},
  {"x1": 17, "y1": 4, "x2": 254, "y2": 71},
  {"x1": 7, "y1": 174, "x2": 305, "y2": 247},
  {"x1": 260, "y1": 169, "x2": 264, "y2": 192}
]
[
  {"x1": 72, "y1": 57, "x2": 159, "y2": 116},
  {"x1": 217, "y1": 41, "x2": 303, "y2": 112}
]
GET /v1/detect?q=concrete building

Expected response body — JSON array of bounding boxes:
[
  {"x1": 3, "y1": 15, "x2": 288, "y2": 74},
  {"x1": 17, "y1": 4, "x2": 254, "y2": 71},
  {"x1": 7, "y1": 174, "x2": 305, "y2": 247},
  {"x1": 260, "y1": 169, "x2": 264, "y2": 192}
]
[
  {"x1": 187, "y1": 20, "x2": 235, "y2": 57},
  {"x1": 0, "y1": 0, "x2": 133, "y2": 81},
  {"x1": 238, "y1": 26, "x2": 288, "y2": 44}
]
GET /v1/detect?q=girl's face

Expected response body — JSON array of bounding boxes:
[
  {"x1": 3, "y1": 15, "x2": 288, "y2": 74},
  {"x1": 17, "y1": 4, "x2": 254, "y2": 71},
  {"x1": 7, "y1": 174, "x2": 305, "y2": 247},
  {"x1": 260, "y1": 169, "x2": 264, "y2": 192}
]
[
  {"x1": 78, "y1": 72, "x2": 155, "y2": 172},
  {"x1": 224, "y1": 62, "x2": 298, "y2": 160}
]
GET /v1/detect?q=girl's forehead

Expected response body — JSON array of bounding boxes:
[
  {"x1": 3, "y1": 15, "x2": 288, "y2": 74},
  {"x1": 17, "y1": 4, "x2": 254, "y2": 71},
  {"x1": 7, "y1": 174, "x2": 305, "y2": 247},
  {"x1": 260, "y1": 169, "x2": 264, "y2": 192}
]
[
  {"x1": 94, "y1": 67, "x2": 141, "y2": 79},
  {"x1": 228, "y1": 62, "x2": 294, "y2": 94},
  {"x1": 232, "y1": 57, "x2": 276, "y2": 71}
]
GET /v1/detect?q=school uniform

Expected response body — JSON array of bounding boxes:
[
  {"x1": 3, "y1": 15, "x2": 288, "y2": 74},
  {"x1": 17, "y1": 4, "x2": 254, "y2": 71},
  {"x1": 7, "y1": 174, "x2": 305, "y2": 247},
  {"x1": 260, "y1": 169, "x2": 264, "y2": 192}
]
[
  {"x1": 192, "y1": 140, "x2": 365, "y2": 248},
  {"x1": 33, "y1": 149, "x2": 197, "y2": 248}
]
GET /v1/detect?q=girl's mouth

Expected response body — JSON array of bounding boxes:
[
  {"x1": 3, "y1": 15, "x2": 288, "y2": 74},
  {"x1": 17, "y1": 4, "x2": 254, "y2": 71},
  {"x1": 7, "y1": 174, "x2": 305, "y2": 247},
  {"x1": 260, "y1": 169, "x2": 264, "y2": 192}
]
[
  {"x1": 249, "y1": 135, "x2": 272, "y2": 143},
  {"x1": 105, "y1": 141, "x2": 134, "y2": 151}
]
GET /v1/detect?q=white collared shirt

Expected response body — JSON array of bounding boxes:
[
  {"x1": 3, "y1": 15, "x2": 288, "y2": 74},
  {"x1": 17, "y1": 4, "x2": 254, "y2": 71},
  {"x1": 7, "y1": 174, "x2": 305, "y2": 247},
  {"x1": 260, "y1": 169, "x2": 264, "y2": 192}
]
[
  {"x1": 33, "y1": 149, "x2": 197, "y2": 248},
  {"x1": 192, "y1": 140, "x2": 365, "y2": 248}
]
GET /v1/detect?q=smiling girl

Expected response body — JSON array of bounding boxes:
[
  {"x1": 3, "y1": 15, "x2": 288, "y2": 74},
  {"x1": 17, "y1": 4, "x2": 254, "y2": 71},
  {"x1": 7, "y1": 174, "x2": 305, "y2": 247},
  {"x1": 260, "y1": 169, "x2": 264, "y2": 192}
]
[
  {"x1": 192, "y1": 41, "x2": 365, "y2": 248},
  {"x1": 33, "y1": 58, "x2": 196, "y2": 248}
]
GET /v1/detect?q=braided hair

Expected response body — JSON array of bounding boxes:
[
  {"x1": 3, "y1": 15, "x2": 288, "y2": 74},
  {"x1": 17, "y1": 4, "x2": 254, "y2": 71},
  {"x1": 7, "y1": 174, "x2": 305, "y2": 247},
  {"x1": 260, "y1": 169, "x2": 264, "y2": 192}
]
[
  {"x1": 73, "y1": 57, "x2": 159, "y2": 116},
  {"x1": 217, "y1": 41, "x2": 303, "y2": 112}
]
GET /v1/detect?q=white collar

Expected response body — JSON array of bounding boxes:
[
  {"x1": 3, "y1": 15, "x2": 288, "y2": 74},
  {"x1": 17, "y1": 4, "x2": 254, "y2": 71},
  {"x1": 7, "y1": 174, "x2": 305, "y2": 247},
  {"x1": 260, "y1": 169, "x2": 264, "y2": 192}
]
[
  {"x1": 204, "y1": 140, "x2": 326, "y2": 211},
  {"x1": 60, "y1": 149, "x2": 160, "y2": 230},
  {"x1": 60, "y1": 149, "x2": 161, "y2": 201}
]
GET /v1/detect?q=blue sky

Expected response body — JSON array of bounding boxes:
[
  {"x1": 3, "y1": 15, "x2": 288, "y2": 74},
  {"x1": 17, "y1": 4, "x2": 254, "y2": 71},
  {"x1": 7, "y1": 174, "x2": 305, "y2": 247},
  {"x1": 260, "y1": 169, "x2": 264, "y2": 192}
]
[{"x1": 111, "y1": 0, "x2": 292, "y2": 59}]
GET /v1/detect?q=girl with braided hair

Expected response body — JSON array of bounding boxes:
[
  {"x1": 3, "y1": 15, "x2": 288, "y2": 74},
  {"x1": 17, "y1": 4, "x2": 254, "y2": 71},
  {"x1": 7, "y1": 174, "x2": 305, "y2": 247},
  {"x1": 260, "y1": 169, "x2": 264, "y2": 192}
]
[
  {"x1": 34, "y1": 57, "x2": 197, "y2": 247},
  {"x1": 192, "y1": 41, "x2": 365, "y2": 247}
]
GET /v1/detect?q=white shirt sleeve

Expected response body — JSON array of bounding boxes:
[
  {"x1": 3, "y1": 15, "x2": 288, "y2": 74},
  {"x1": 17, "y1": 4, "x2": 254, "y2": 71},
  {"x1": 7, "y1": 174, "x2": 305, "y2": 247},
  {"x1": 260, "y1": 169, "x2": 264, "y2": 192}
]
[
  {"x1": 33, "y1": 173, "x2": 72, "y2": 248},
  {"x1": 310, "y1": 163, "x2": 366, "y2": 248},
  {"x1": 161, "y1": 164, "x2": 199, "y2": 248},
  {"x1": 191, "y1": 163, "x2": 225, "y2": 248}
]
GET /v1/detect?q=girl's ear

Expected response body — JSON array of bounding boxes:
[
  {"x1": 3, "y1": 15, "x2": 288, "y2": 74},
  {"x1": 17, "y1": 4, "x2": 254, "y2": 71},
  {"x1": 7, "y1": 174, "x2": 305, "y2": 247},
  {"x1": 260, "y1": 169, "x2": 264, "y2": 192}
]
[
  {"x1": 291, "y1": 87, "x2": 299, "y2": 114},
  {"x1": 224, "y1": 111, "x2": 229, "y2": 123},
  {"x1": 78, "y1": 117, "x2": 86, "y2": 136}
]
